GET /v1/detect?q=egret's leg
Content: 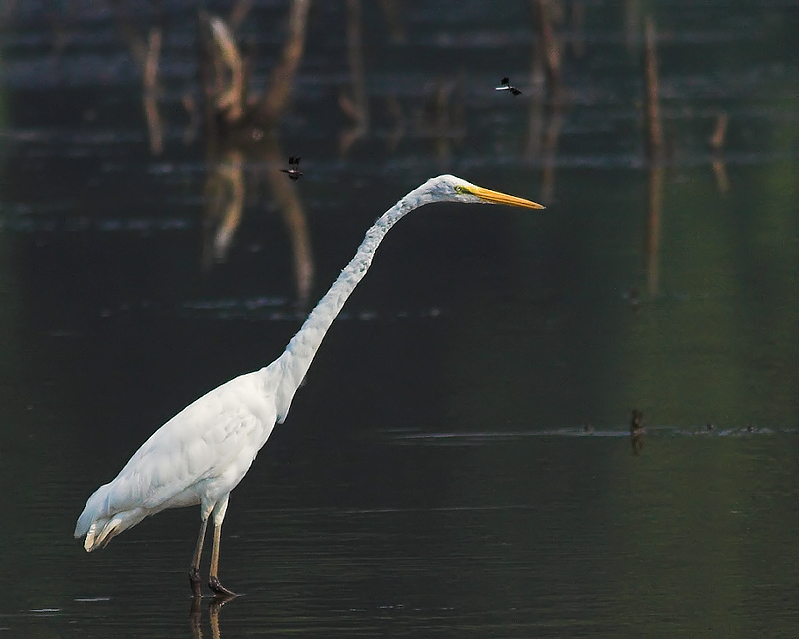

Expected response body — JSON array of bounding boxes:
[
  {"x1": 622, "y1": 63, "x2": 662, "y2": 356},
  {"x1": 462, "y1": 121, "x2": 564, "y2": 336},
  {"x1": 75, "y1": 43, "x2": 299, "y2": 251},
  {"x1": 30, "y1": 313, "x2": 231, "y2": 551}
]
[
  {"x1": 190, "y1": 517, "x2": 209, "y2": 596},
  {"x1": 208, "y1": 496, "x2": 235, "y2": 596},
  {"x1": 208, "y1": 521, "x2": 236, "y2": 596}
]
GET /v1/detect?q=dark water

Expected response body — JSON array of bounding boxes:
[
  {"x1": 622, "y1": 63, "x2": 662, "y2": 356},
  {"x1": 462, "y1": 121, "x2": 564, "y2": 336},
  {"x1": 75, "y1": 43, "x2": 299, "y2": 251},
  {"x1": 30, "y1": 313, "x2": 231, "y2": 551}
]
[{"x1": 2, "y1": 1, "x2": 799, "y2": 637}]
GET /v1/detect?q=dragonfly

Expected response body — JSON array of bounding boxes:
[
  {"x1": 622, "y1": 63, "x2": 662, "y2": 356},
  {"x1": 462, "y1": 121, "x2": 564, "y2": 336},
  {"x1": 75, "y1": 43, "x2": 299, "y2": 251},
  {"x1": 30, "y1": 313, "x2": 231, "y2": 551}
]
[
  {"x1": 280, "y1": 156, "x2": 303, "y2": 181},
  {"x1": 495, "y1": 77, "x2": 522, "y2": 96}
]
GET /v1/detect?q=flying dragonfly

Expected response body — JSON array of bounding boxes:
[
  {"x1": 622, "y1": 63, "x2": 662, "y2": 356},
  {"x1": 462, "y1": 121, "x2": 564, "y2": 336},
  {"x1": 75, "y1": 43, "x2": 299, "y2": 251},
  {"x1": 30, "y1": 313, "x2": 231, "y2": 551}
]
[
  {"x1": 495, "y1": 77, "x2": 522, "y2": 96},
  {"x1": 280, "y1": 156, "x2": 303, "y2": 181}
]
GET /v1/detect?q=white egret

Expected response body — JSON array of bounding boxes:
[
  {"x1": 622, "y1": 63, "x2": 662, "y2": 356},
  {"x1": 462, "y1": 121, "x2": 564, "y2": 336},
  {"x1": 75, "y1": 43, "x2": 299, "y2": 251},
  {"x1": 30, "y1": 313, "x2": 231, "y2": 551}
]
[{"x1": 74, "y1": 175, "x2": 544, "y2": 596}]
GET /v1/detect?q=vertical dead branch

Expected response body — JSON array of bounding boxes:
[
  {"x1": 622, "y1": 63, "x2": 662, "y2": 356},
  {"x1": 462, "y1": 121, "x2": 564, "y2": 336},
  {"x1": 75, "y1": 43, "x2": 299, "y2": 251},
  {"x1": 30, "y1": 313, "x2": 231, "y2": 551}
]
[
  {"x1": 540, "y1": 104, "x2": 564, "y2": 204},
  {"x1": 642, "y1": 17, "x2": 663, "y2": 295},
  {"x1": 339, "y1": 0, "x2": 369, "y2": 154},
  {"x1": 709, "y1": 112, "x2": 729, "y2": 192},
  {"x1": 533, "y1": 0, "x2": 562, "y2": 93},
  {"x1": 525, "y1": 29, "x2": 546, "y2": 158},
  {"x1": 182, "y1": 92, "x2": 200, "y2": 144},
  {"x1": 206, "y1": 16, "x2": 246, "y2": 123},
  {"x1": 109, "y1": 1, "x2": 168, "y2": 153},
  {"x1": 527, "y1": 0, "x2": 564, "y2": 202},
  {"x1": 261, "y1": 135, "x2": 314, "y2": 304},
  {"x1": 196, "y1": 4, "x2": 314, "y2": 301},
  {"x1": 203, "y1": 148, "x2": 245, "y2": 267},
  {"x1": 645, "y1": 163, "x2": 663, "y2": 296},
  {"x1": 711, "y1": 156, "x2": 730, "y2": 194},
  {"x1": 143, "y1": 27, "x2": 163, "y2": 154},
  {"x1": 642, "y1": 16, "x2": 662, "y2": 159},
  {"x1": 709, "y1": 112, "x2": 728, "y2": 151},
  {"x1": 256, "y1": 0, "x2": 313, "y2": 124}
]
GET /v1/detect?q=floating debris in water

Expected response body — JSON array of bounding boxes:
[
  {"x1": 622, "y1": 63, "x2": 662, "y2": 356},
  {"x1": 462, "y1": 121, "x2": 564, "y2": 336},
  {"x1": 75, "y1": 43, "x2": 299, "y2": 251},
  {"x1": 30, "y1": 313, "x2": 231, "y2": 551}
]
[
  {"x1": 29, "y1": 608, "x2": 62, "y2": 614},
  {"x1": 280, "y1": 156, "x2": 303, "y2": 181},
  {"x1": 495, "y1": 77, "x2": 522, "y2": 96},
  {"x1": 182, "y1": 296, "x2": 286, "y2": 311},
  {"x1": 630, "y1": 409, "x2": 644, "y2": 434},
  {"x1": 625, "y1": 287, "x2": 641, "y2": 312},
  {"x1": 630, "y1": 409, "x2": 644, "y2": 455},
  {"x1": 74, "y1": 597, "x2": 111, "y2": 602}
]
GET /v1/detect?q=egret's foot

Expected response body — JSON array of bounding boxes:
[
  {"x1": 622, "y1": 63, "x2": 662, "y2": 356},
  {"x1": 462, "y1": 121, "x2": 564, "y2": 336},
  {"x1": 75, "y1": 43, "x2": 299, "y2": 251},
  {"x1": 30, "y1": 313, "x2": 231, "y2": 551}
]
[
  {"x1": 189, "y1": 567, "x2": 203, "y2": 598},
  {"x1": 209, "y1": 576, "x2": 237, "y2": 597},
  {"x1": 210, "y1": 591, "x2": 237, "y2": 611}
]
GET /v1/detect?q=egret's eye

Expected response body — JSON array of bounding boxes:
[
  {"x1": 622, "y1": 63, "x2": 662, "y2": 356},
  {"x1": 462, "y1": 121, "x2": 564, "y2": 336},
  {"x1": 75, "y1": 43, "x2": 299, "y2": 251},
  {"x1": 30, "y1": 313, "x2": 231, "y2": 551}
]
[{"x1": 455, "y1": 185, "x2": 468, "y2": 194}]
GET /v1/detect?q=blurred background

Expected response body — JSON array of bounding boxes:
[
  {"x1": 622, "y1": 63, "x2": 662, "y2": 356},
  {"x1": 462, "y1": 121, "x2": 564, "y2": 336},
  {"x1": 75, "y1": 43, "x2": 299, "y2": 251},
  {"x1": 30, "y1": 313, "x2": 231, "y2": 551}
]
[{"x1": 1, "y1": 1, "x2": 799, "y2": 637}]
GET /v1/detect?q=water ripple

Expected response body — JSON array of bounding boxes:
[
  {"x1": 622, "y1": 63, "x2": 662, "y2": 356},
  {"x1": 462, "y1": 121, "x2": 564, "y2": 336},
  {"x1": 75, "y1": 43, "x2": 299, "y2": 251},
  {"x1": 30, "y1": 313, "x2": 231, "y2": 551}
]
[{"x1": 388, "y1": 425, "x2": 790, "y2": 445}]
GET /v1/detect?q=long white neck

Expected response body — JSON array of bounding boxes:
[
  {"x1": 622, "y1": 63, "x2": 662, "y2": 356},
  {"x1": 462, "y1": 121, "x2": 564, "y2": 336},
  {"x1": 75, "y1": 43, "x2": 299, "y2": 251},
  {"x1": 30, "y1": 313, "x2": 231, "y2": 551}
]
[{"x1": 270, "y1": 179, "x2": 439, "y2": 422}]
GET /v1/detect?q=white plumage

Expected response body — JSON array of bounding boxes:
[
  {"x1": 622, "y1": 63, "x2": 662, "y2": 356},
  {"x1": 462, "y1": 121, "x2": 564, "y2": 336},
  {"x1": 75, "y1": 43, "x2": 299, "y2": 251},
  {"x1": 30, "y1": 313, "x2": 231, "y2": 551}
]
[
  {"x1": 74, "y1": 175, "x2": 543, "y2": 596},
  {"x1": 75, "y1": 370, "x2": 276, "y2": 550}
]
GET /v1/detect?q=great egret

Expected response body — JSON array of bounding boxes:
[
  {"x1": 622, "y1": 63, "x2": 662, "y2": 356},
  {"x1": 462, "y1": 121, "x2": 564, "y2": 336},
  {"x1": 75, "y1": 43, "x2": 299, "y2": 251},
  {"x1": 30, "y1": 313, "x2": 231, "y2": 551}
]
[{"x1": 74, "y1": 175, "x2": 544, "y2": 596}]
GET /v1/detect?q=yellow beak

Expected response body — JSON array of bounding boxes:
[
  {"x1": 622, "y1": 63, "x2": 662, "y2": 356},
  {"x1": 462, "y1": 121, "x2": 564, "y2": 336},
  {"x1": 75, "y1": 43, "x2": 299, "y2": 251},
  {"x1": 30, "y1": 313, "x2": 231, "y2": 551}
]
[{"x1": 467, "y1": 185, "x2": 545, "y2": 209}]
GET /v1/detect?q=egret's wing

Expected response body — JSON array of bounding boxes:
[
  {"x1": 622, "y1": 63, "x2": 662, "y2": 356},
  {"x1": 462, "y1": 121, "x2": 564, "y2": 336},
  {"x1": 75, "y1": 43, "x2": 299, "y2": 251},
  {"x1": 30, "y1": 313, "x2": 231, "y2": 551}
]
[
  {"x1": 137, "y1": 407, "x2": 262, "y2": 510},
  {"x1": 75, "y1": 370, "x2": 278, "y2": 545},
  {"x1": 94, "y1": 380, "x2": 271, "y2": 517}
]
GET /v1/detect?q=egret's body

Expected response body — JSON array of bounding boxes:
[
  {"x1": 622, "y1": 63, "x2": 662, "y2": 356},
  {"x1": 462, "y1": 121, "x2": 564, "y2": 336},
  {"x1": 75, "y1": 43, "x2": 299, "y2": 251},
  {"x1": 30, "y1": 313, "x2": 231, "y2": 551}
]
[{"x1": 75, "y1": 175, "x2": 543, "y2": 595}]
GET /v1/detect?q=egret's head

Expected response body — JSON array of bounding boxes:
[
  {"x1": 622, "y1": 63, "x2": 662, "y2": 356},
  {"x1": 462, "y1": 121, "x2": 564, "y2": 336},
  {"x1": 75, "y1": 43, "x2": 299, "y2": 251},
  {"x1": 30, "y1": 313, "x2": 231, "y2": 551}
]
[{"x1": 425, "y1": 174, "x2": 545, "y2": 209}]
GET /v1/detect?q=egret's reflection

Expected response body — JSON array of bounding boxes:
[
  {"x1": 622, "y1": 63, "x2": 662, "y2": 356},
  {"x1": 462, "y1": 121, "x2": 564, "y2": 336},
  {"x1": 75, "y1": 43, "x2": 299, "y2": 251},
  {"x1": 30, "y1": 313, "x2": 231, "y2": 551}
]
[{"x1": 190, "y1": 594, "x2": 235, "y2": 639}]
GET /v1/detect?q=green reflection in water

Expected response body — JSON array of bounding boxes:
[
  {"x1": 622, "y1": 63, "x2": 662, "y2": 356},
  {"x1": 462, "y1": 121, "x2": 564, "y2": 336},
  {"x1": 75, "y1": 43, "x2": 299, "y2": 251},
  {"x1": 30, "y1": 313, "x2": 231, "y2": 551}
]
[{"x1": 608, "y1": 433, "x2": 799, "y2": 636}]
